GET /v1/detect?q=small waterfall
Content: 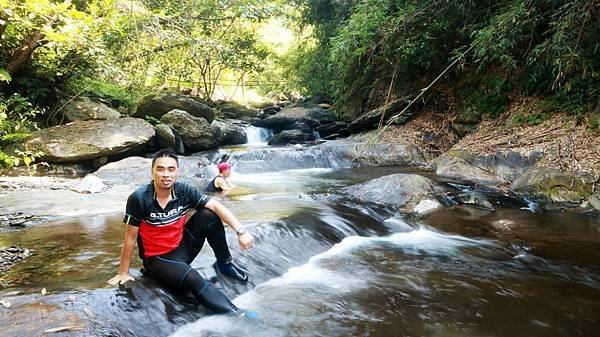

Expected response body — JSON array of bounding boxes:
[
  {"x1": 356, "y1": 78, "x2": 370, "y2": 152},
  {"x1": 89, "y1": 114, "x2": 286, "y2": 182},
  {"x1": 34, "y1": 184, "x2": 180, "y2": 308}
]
[{"x1": 245, "y1": 126, "x2": 274, "y2": 145}]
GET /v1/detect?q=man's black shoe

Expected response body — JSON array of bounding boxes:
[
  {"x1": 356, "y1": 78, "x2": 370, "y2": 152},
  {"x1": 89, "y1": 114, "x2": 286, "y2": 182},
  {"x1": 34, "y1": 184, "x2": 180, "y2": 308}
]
[{"x1": 213, "y1": 261, "x2": 249, "y2": 282}]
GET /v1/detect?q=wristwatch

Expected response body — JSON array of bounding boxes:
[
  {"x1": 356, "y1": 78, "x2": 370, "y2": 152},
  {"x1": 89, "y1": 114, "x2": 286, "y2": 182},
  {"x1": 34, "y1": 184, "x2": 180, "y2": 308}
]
[{"x1": 236, "y1": 227, "x2": 247, "y2": 236}]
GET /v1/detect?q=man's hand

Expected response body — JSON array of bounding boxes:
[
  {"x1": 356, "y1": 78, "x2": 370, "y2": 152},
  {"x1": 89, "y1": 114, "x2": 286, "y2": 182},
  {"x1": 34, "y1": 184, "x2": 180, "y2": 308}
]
[
  {"x1": 108, "y1": 273, "x2": 135, "y2": 286},
  {"x1": 238, "y1": 232, "x2": 255, "y2": 250}
]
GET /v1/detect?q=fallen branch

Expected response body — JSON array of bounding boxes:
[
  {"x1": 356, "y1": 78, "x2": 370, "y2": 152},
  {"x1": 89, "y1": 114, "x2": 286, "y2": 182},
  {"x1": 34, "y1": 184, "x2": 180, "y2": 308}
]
[{"x1": 44, "y1": 325, "x2": 85, "y2": 334}]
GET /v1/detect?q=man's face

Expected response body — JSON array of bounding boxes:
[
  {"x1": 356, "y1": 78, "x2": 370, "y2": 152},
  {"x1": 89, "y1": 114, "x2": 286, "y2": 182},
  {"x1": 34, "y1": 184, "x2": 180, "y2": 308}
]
[
  {"x1": 152, "y1": 156, "x2": 179, "y2": 190},
  {"x1": 222, "y1": 168, "x2": 231, "y2": 178}
]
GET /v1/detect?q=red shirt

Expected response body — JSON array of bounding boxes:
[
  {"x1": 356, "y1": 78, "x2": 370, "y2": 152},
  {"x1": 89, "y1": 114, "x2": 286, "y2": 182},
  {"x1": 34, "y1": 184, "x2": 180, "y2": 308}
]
[{"x1": 123, "y1": 182, "x2": 210, "y2": 258}]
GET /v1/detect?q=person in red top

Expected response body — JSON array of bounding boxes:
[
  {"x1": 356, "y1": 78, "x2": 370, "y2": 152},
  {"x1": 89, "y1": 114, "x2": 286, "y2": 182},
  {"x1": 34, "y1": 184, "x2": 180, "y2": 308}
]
[
  {"x1": 108, "y1": 149, "x2": 255, "y2": 315},
  {"x1": 206, "y1": 162, "x2": 234, "y2": 194}
]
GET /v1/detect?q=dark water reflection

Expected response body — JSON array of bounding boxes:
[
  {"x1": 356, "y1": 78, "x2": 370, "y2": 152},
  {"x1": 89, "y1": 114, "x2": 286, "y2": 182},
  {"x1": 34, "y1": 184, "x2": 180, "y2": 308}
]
[{"x1": 1, "y1": 166, "x2": 600, "y2": 337}]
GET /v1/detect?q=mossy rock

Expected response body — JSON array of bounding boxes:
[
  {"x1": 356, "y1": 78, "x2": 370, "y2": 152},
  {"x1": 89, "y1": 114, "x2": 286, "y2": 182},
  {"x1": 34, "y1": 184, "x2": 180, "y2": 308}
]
[{"x1": 510, "y1": 167, "x2": 593, "y2": 204}]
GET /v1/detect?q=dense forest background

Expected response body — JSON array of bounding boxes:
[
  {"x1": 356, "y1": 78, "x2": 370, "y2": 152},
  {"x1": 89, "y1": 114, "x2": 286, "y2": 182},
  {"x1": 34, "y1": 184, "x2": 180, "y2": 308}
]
[{"x1": 1, "y1": 0, "x2": 599, "y2": 167}]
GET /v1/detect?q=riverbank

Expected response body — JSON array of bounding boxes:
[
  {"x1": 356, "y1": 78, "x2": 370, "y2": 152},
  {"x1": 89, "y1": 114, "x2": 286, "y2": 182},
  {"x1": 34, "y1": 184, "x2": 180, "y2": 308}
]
[{"x1": 369, "y1": 105, "x2": 600, "y2": 211}]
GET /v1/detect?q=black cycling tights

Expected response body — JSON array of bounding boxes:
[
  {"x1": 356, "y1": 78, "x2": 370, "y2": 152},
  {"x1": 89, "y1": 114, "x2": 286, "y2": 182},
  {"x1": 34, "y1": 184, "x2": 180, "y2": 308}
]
[{"x1": 143, "y1": 208, "x2": 237, "y2": 313}]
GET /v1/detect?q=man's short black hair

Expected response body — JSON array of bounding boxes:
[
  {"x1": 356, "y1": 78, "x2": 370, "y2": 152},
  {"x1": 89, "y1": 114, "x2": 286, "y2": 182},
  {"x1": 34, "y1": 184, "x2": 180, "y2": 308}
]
[{"x1": 152, "y1": 148, "x2": 179, "y2": 167}]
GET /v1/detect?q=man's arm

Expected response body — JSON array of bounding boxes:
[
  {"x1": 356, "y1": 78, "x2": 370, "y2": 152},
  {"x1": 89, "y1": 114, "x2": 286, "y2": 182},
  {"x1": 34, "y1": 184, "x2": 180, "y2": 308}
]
[
  {"x1": 204, "y1": 198, "x2": 254, "y2": 250},
  {"x1": 108, "y1": 224, "x2": 139, "y2": 285}
]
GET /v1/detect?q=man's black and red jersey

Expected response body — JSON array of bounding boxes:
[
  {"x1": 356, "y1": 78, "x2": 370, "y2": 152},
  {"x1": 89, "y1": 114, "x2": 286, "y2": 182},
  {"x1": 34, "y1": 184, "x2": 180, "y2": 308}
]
[{"x1": 123, "y1": 181, "x2": 210, "y2": 258}]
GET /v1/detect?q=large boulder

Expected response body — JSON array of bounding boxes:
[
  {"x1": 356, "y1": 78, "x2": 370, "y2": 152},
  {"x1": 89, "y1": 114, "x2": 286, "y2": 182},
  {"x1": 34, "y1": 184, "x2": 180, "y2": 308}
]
[
  {"x1": 94, "y1": 155, "x2": 213, "y2": 187},
  {"x1": 349, "y1": 142, "x2": 429, "y2": 167},
  {"x1": 348, "y1": 97, "x2": 413, "y2": 133},
  {"x1": 62, "y1": 97, "x2": 121, "y2": 122},
  {"x1": 253, "y1": 106, "x2": 336, "y2": 132},
  {"x1": 211, "y1": 120, "x2": 247, "y2": 145},
  {"x1": 510, "y1": 167, "x2": 594, "y2": 204},
  {"x1": 24, "y1": 118, "x2": 154, "y2": 163},
  {"x1": 433, "y1": 152, "x2": 508, "y2": 187},
  {"x1": 154, "y1": 123, "x2": 185, "y2": 153},
  {"x1": 315, "y1": 121, "x2": 349, "y2": 139},
  {"x1": 268, "y1": 129, "x2": 316, "y2": 145},
  {"x1": 216, "y1": 101, "x2": 258, "y2": 119},
  {"x1": 134, "y1": 93, "x2": 215, "y2": 122},
  {"x1": 160, "y1": 109, "x2": 220, "y2": 151},
  {"x1": 342, "y1": 173, "x2": 444, "y2": 211}
]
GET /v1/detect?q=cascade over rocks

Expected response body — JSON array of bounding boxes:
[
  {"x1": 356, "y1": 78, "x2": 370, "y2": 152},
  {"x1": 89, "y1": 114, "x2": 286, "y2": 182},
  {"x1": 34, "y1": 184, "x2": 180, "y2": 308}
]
[
  {"x1": 62, "y1": 97, "x2": 121, "y2": 122},
  {"x1": 24, "y1": 117, "x2": 154, "y2": 163},
  {"x1": 160, "y1": 109, "x2": 220, "y2": 152},
  {"x1": 134, "y1": 93, "x2": 215, "y2": 122}
]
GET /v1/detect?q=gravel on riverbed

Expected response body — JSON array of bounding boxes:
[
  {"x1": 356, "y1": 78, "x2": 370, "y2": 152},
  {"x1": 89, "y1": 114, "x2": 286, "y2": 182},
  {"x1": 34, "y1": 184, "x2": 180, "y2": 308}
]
[{"x1": 0, "y1": 246, "x2": 31, "y2": 274}]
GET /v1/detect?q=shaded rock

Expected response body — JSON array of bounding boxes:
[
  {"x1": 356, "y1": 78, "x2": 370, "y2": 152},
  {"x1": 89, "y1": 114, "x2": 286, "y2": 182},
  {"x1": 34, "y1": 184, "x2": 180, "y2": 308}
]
[
  {"x1": 289, "y1": 95, "x2": 329, "y2": 108},
  {"x1": 25, "y1": 118, "x2": 155, "y2": 163},
  {"x1": 434, "y1": 152, "x2": 509, "y2": 187},
  {"x1": 134, "y1": 93, "x2": 215, "y2": 122},
  {"x1": 268, "y1": 129, "x2": 316, "y2": 145},
  {"x1": 63, "y1": 97, "x2": 121, "y2": 122},
  {"x1": 216, "y1": 101, "x2": 258, "y2": 119},
  {"x1": 510, "y1": 168, "x2": 593, "y2": 204},
  {"x1": 254, "y1": 106, "x2": 336, "y2": 132},
  {"x1": 262, "y1": 105, "x2": 282, "y2": 115},
  {"x1": 161, "y1": 109, "x2": 220, "y2": 152},
  {"x1": 589, "y1": 191, "x2": 600, "y2": 211},
  {"x1": 155, "y1": 123, "x2": 176, "y2": 148},
  {"x1": 342, "y1": 173, "x2": 444, "y2": 211},
  {"x1": 211, "y1": 120, "x2": 247, "y2": 145},
  {"x1": 348, "y1": 97, "x2": 412, "y2": 133},
  {"x1": 351, "y1": 143, "x2": 429, "y2": 167},
  {"x1": 454, "y1": 191, "x2": 495, "y2": 210},
  {"x1": 316, "y1": 121, "x2": 349, "y2": 139}
]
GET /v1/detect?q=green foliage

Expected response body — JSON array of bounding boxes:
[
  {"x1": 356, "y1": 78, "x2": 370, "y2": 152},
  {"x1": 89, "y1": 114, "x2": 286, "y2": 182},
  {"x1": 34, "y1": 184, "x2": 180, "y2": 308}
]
[
  {"x1": 0, "y1": 93, "x2": 43, "y2": 134},
  {"x1": 144, "y1": 115, "x2": 161, "y2": 126},
  {"x1": 0, "y1": 150, "x2": 17, "y2": 169},
  {"x1": 66, "y1": 77, "x2": 145, "y2": 110},
  {"x1": 293, "y1": 0, "x2": 600, "y2": 121},
  {"x1": 460, "y1": 75, "x2": 511, "y2": 119},
  {"x1": 0, "y1": 68, "x2": 11, "y2": 83}
]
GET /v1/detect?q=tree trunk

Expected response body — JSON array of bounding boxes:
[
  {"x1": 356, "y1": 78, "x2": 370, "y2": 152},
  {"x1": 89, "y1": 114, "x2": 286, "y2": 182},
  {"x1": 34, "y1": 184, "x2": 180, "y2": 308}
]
[{"x1": 5, "y1": 0, "x2": 69, "y2": 76}]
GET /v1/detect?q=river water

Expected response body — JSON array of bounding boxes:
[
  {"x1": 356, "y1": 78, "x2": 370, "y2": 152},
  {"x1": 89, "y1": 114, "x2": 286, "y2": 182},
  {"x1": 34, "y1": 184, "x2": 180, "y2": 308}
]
[{"x1": 1, "y1": 141, "x2": 599, "y2": 337}]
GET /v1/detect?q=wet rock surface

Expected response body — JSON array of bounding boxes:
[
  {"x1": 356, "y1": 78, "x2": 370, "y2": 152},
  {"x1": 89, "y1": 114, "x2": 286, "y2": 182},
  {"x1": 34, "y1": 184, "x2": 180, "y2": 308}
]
[{"x1": 0, "y1": 246, "x2": 31, "y2": 273}]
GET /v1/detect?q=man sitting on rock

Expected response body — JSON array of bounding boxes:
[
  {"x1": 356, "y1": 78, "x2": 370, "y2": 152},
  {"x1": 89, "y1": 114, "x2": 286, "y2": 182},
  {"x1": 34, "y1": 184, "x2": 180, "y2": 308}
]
[{"x1": 108, "y1": 149, "x2": 254, "y2": 315}]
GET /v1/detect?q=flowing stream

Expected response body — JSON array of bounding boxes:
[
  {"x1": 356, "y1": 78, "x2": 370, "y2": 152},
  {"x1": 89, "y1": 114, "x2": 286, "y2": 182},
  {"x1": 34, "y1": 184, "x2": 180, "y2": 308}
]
[{"x1": 1, "y1": 143, "x2": 599, "y2": 337}]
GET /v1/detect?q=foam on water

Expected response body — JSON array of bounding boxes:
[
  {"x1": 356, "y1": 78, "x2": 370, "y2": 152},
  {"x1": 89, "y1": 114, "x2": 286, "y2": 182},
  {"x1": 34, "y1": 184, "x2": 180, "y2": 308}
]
[{"x1": 171, "y1": 228, "x2": 496, "y2": 337}]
